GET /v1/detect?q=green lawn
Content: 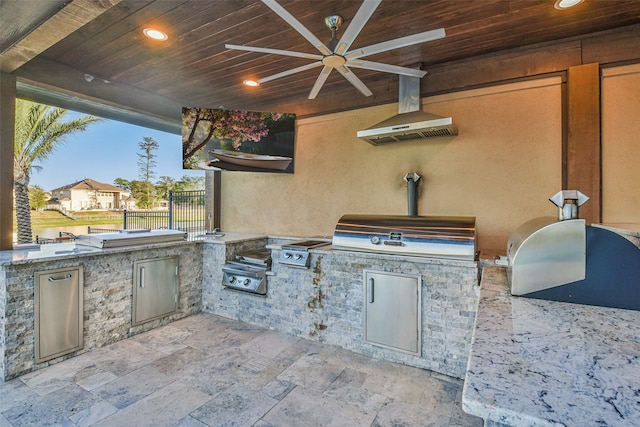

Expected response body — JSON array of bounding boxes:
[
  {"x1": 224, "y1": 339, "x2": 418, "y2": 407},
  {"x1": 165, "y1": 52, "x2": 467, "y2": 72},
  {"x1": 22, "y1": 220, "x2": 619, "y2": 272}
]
[{"x1": 14, "y1": 210, "x2": 124, "y2": 231}]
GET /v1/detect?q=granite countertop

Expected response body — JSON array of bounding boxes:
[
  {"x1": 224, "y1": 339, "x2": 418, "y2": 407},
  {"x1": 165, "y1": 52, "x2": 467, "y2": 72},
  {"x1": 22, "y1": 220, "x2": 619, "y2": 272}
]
[
  {"x1": 0, "y1": 240, "x2": 196, "y2": 265},
  {"x1": 0, "y1": 231, "x2": 274, "y2": 266},
  {"x1": 463, "y1": 266, "x2": 640, "y2": 427}
]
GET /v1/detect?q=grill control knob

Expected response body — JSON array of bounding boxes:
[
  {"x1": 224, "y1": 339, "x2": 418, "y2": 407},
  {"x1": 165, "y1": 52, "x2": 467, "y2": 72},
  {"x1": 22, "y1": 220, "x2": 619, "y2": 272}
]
[
  {"x1": 370, "y1": 236, "x2": 381, "y2": 245},
  {"x1": 243, "y1": 278, "x2": 251, "y2": 286},
  {"x1": 228, "y1": 275, "x2": 236, "y2": 284},
  {"x1": 294, "y1": 254, "x2": 303, "y2": 260},
  {"x1": 284, "y1": 252, "x2": 293, "y2": 259}
]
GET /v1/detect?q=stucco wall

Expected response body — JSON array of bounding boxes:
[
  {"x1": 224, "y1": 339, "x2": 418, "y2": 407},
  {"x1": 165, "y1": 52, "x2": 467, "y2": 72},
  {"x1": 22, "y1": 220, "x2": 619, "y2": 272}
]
[
  {"x1": 220, "y1": 77, "x2": 564, "y2": 252},
  {"x1": 602, "y1": 63, "x2": 640, "y2": 223}
]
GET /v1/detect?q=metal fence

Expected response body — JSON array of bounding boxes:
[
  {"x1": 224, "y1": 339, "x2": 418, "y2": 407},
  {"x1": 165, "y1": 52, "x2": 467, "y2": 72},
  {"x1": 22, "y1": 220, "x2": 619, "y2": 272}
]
[
  {"x1": 169, "y1": 189, "x2": 206, "y2": 235},
  {"x1": 33, "y1": 190, "x2": 207, "y2": 244},
  {"x1": 123, "y1": 210, "x2": 169, "y2": 230},
  {"x1": 123, "y1": 190, "x2": 206, "y2": 238}
]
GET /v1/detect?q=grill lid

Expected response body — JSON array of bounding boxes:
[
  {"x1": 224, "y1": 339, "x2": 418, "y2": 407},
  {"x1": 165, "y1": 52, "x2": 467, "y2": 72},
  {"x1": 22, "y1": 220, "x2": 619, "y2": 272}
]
[{"x1": 332, "y1": 214, "x2": 476, "y2": 260}]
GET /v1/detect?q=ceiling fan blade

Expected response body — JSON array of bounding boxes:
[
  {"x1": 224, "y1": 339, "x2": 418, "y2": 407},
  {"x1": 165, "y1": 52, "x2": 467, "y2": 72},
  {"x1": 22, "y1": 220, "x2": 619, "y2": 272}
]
[
  {"x1": 345, "y1": 28, "x2": 446, "y2": 59},
  {"x1": 261, "y1": 0, "x2": 332, "y2": 56},
  {"x1": 308, "y1": 66, "x2": 333, "y2": 99},
  {"x1": 336, "y1": 66, "x2": 373, "y2": 97},
  {"x1": 225, "y1": 44, "x2": 322, "y2": 61},
  {"x1": 334, "y1": 0, "x2": 381, "y2": 55},
  {"x1": 258, "y1": 62, "x2": 323, "y2": 84},
  {"x1": 346, "y1": 60, "x2": 427, "y2": 78}
]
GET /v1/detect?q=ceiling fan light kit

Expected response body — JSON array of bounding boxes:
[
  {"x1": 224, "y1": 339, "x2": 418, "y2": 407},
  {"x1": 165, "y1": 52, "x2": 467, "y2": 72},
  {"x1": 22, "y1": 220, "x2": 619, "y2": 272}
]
[{"x1": 225, "y1": 0, "x2": 446, "y2": 99}]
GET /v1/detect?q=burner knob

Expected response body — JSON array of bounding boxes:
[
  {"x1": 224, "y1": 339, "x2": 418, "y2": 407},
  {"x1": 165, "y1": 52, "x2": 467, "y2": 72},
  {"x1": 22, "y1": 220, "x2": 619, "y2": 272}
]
[
  {"x1": 228, "y1": 275, "x2": 236, "y2": 284},
  {"x1": 370, "y1": 236, "x2": 381, "y2": 245},
  {"x1": 284, "y1": 252, "x2": 293, "y2": 259},
  {"x1": 243, "y1": 278, "x2": 251, "y2": 286},
  {"x1": 294, "y1": 254, "x2": 303, "y2": 260}
]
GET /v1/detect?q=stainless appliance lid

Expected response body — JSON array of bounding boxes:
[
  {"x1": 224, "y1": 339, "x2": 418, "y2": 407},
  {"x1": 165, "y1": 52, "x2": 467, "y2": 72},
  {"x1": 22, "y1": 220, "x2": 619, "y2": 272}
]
[
  {"x1": 281, "y1": 240, "x2": 331, "y2": 251},
  {"x1": 77, "y1": 229, "x2": 187, "y2": 248},
  {"x1": 332, "y1": 214, "x2": 476, "y2": 259},
  {"x1": 236, "y1": 249, "x2": 271, "y2": 266},
  {"x1": 334, "y1": 214, "x2": 476, "y2": 241}
]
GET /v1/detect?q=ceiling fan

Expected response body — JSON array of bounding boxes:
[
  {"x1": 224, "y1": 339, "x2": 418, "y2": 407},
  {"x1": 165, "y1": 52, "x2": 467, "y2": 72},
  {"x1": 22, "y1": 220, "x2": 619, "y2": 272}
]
[{"x1": 225, "y1": 0, "x2": 446, "y2": 99}]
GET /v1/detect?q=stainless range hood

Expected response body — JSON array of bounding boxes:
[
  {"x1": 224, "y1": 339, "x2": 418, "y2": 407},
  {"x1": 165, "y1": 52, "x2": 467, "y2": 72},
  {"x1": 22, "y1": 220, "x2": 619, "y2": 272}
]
[{"x1": 357, "y1": 75, "x2": 457, "y2": 145}]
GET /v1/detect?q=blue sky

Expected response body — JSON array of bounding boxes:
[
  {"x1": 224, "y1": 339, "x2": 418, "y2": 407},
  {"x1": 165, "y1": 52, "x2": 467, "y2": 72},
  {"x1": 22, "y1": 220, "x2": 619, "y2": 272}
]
[{"x1": 30, "y1": 113, "x2": 203, "y2": 191}]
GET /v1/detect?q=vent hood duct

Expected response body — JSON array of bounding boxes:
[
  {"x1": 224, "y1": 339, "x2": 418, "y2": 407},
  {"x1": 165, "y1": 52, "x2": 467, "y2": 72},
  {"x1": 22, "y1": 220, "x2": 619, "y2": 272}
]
[{"x1": 357, "y1": 75, "x2": 457, "y2": 145}]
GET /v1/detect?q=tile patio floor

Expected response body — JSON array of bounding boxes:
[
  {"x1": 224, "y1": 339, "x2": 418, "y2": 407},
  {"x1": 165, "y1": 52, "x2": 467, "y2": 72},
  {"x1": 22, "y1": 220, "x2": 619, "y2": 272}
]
[{"x1": 0, "y1": 313, "x2": 483, "y2": 427}]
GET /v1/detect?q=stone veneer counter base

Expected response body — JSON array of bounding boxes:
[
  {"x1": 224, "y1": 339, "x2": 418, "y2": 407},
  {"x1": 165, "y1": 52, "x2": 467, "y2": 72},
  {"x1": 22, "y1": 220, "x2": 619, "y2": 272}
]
[
  {"x1": 2, "y1": 232, "x2": 478, "y2": 382},
  {"x1": 463, "y1": 266, "x2": 640, "y2": 426},
  {"x1": 203, "y1": 240, "x2": 480, "y2": 379},
  {"x1": 0, "y1": 241, "x2": 203, "y2": 380}
]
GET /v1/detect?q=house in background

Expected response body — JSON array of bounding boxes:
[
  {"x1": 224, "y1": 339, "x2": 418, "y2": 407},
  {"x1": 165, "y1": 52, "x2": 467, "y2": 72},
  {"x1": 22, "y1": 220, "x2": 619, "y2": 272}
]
[{"x1": 49, "y1": 178, "x2": 132, "y2": 211}]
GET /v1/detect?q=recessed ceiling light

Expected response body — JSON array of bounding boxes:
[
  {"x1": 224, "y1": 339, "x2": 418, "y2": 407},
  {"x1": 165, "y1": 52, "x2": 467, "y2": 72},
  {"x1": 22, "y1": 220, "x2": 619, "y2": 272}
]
[
  {"x1": 143, "y1": 28, "x2": 168, "y2": 41},
  {"x1": 554, "y1": 0, "x2": 584, "y2": 10},
  {"x1": 243, "y1": 80, "x2": 260, "y2": 87}
]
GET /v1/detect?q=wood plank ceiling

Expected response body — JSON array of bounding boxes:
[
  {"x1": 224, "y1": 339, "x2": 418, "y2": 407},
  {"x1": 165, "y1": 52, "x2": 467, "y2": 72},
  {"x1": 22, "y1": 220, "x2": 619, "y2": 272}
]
[{"x1": 2, "y1": 0, "x2": 640, "y2": 126}]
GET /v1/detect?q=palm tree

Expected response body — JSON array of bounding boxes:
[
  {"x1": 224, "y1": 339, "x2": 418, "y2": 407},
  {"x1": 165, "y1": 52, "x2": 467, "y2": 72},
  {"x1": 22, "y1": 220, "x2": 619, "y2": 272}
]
[{"x1": 13, "y1": 100, "x2": 104, "y2": 243}]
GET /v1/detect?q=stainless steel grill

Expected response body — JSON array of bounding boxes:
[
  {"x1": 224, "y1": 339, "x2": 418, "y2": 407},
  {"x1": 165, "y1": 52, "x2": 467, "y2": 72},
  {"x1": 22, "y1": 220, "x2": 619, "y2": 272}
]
[{"x1": 332, "y1": 214, "x2": 476, "y2": 260}]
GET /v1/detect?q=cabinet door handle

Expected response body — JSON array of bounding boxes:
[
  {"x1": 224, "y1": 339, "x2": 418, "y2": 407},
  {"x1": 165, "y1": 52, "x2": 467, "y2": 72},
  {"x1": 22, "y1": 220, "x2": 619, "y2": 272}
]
[
  {"x1": 368, "y1": 277, "x2": 374, "y2": 303},
  {"x1": 140, "y1": 267, "x2": 145, "y2": 288},
  {"x1": 48, "y1": 274, "x2": 72, "y2": 282}
]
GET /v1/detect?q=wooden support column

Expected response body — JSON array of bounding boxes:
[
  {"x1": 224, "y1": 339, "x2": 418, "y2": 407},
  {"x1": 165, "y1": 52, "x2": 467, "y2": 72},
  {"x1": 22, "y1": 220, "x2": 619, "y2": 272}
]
[
  {"x1": 566, "y1": 63, "x2": 601, "y2": 224},
  {"x1": 0, "y1": 73, "x2": 16, "y2": 249},
  {"x1": 204, "y1": 170, "x2": 221, "y2": 231}
]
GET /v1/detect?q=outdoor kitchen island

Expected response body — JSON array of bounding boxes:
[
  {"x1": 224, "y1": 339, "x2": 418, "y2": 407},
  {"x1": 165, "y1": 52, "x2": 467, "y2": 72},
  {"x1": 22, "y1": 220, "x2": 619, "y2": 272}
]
[
  {"x1": 202, "y1": 234, "x2": 480, "y2": 380},
  {"x1": 1, "y1": 230, "x2": 479, "y2": 382},
  {"x1": 462, "y1": 266, "x2": 640, "y2": 427},
  {"x1": 0, "y1": 237, "x2": 202, "y2": 381}
]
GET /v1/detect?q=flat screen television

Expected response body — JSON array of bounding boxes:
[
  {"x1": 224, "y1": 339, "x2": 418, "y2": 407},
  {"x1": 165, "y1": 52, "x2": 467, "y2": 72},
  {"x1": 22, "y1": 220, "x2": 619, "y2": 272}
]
[{"x1": 182, "y1": 107, "x2": 296, "y2": 173}]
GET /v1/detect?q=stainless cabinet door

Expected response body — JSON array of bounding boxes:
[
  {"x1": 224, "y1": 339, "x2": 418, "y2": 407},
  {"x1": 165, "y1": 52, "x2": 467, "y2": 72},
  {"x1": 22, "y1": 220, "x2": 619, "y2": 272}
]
[
  {"x1": 365, "y1": 270, "x2": 421, "y2": 355},
  {"x1": 133, "y1": 256, "x2": 178, "y2": 325},
  {"x1": 35, "y1": 267, "x2": 83, "y2": 363}
]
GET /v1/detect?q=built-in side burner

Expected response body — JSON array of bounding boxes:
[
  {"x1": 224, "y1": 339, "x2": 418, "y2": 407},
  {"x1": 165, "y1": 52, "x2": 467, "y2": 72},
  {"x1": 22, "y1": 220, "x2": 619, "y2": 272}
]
[
  {"x1": 221, "y1": 249, "x2": 271, "y2": 295},
  {"x1": 279, "y1": 240, "x2": 330, "y2": 268}
]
